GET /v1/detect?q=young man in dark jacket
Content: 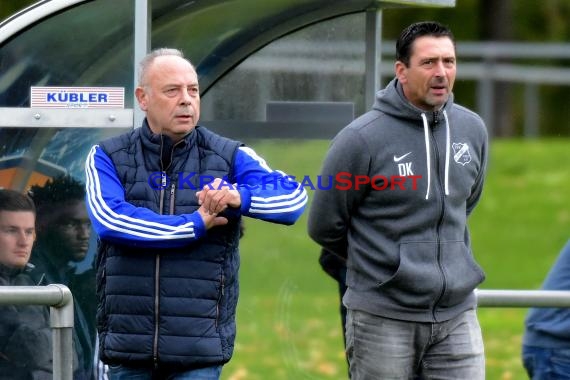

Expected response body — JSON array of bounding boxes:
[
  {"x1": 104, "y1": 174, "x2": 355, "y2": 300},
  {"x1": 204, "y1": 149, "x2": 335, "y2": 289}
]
[
  {"x1": 308, "y1": 21, "x2": 488, "y2": 379},
  {"x1": 85, "y1": 48, "x2": 307, "y2": 379},
  {"x1": 0, "y1": 189, "x2": 52, "y2": 379}
]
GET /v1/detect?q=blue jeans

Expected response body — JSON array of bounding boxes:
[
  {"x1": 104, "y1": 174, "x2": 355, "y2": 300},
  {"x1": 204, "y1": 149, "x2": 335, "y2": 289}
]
[
  {"x1": 107, "y1": 364, "x2": 223, "y2": 380},
  {"x1": 345, "y1": 308, "x2": 485, "y2": 380},
  {"x1": 522, "y1": 345, "x2": 570, "y2": 379}
]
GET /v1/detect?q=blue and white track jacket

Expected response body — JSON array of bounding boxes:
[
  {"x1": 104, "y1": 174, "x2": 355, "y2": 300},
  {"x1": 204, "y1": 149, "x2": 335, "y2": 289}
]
[{"x1": 85, "y1": 137, "x2": 308, "y2": 247}]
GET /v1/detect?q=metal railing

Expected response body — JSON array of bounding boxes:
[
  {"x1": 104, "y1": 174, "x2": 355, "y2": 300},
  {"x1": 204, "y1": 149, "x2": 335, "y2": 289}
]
[
  {"x1": 476, "y1": 289, "x2": 570, "y2": 308},
  {"x1": 0, "y1": 285, "x2": 568, "y2": 380},
  {"x1": 0, "y1": 284, "x2": 74, "y2": 380}
]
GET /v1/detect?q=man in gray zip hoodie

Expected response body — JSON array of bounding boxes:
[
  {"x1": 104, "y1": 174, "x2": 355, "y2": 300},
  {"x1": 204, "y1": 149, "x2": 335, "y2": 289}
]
[{"x1": 308, "y1": 21, "x2": 488, "y2": 379}]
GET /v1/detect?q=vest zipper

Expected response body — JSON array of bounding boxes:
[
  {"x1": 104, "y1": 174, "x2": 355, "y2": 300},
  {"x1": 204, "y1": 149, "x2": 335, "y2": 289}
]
[
  {"x1": 159, "y1": 171, "x2": 166, "y2": 213},
  {"x1": 153, "y1": 139, "x2": 180, "y2": 368},
  {"x1": 153, "y1": 253, "x2": 160, "y2": 369},
  {"x1": 169, "y1": 182, "x2": 176, "y2": 215},
  {"x1": 153, "y1": 175, "x2": 168, "y2": 369}
]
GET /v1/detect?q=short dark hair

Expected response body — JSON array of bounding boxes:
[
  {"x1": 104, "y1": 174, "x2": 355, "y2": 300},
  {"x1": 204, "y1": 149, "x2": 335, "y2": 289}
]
[
  {"x1": 0, "y1": 189, "x2": 36, "y2": 214},
  {"x1": 396, "y1": 21, "x2": 455, "y2": 66},
  {"x1": 29, "y1": 175, "x2": 85, "y2": 219}
]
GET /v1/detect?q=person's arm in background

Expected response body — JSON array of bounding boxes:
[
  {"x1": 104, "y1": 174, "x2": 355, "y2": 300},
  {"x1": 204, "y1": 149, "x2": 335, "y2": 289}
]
[
  {"x1": 85, "y1": 145, "x2": 226, "y2": 248},
  {"x1": 307, "y1": 128, "x2": 370, "y2": 257},
  {"x1": 319, "y1": 247, "x2": 348, "y2": 282}
]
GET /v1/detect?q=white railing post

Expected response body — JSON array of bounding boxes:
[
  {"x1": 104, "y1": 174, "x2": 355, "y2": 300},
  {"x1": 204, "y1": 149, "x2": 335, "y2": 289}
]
[
  {"x1": 0, "y1": 284, "x2": 74, "y2": 380},
  {"x1": 48, "y1": 284, "x2": 75, "y2": 380},
  {"x1": 476, "y1": 289, "x2": 570, "y2": 308}
]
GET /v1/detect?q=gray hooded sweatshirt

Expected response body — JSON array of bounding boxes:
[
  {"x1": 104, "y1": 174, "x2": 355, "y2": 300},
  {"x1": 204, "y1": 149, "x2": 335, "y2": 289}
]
[{"x1": 308, "y1": 77, "x2": 488, "y2": 323}]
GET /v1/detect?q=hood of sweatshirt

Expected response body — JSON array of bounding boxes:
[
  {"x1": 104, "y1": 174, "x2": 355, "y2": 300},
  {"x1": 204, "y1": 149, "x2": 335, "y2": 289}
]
[{"x1": 373, "y1": 77, "x2": 453, "y2": 200}]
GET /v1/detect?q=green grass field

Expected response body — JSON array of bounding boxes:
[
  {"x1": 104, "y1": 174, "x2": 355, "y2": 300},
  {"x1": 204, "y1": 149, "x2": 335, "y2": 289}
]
[{"x1": 221, "y1": 138, "x2": 570, "y2": 380}]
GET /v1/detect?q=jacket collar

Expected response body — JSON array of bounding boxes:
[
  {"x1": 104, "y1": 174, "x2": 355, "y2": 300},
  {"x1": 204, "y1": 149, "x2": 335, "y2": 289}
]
[
  {"x1": 140, "y1": 119, "x2": 198, "y2": 155},
  {"x1": 0, "y1": 262, "x2": 34, "y2": 278}
]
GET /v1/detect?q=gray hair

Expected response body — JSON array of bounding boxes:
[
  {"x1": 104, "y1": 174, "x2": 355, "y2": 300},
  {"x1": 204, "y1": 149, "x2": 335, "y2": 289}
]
[{"x1": 138, "y1": 48, "x2": 195, "y2": 86}]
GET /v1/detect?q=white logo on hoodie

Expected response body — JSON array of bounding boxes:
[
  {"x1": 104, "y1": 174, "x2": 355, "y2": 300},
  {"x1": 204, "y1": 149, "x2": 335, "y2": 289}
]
[{"x1": 452, "y1": 143, "x2": 471, "y2": 166}]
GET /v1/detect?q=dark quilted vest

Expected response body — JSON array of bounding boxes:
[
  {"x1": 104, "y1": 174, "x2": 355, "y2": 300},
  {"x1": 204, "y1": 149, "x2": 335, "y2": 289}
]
[{"x1": 96, "y1": 122, "x2": 242, "y2": 369}]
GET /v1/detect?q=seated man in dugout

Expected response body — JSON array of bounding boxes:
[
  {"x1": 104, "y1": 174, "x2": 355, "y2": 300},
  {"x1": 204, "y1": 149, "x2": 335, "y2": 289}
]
[
  {"x1": 0, "y1": 189, "x2": 52, "y2": 379},
  {"x1": 29, "y1": 175, "x2": 96, "y2": 380}
]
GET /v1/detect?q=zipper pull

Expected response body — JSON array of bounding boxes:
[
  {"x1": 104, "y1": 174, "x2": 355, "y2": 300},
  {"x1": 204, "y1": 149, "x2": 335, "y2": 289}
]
[{"x1": 161, "y1": 172, "x2": 167, "y2": 188}]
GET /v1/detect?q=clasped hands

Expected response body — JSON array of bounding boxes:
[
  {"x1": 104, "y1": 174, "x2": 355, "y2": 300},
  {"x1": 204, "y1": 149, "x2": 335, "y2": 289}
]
[{"x1": 196, "y1": 177, "x2": 241, "y2": 229}]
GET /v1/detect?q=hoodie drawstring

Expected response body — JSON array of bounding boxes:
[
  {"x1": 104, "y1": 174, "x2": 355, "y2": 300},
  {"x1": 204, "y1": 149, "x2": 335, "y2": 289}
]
[
  {"x1": 421, "y1": 111, "x2": 450, "y2": 200},
  {"x1": 421, "y1": 113, "x2": 431, "y2": 200},
  {"x1": 443, "y1": 110, "x2": 450, "y2": 196}
]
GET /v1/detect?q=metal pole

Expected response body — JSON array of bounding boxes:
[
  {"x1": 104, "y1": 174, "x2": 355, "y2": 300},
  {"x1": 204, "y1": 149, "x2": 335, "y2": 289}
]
[
  {"x1": 49, "y1": 284, "x2": 75, "y2": 380},
  {"x1": 364, "y1": 8, "x2": 382, "y2": 111},
  {"x1": 0, "y1": 284, "x2": 74, "y2": 380},
  {"x1": 133, "y1": 0, "x2": 151, "y2": 129},
  {"x1": 476, "y1": 60, "x2": 495, "y2": 136},
  {"x1": 476, "y1": 289, "x2": 570, "y2": 308},
  {"x1": 523, "y1": 83, "x2": 539, "y2": 138}
]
